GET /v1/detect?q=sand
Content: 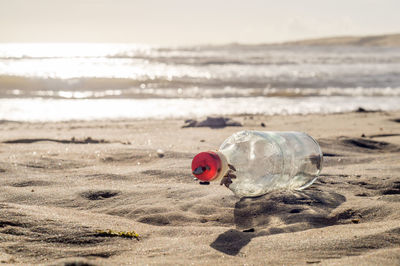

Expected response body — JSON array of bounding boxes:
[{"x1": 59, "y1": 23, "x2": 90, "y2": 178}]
[{"x1": 0, "y1": 111, "x2": 399, "y2": 265}]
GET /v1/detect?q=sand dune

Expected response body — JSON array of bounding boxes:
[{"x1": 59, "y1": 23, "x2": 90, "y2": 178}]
[{"x1": 0, "y1": 112, "x2": 399, "y2": 265}]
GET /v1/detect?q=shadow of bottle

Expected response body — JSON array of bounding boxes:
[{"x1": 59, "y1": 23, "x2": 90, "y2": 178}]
[{"x1": 210, "y1": 189, "x2": 346, "y2": 256}]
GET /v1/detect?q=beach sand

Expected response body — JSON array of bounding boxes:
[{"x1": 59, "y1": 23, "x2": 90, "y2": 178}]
[{"x1": 0, "y1": 111, "x2": 399, "y2": 265}]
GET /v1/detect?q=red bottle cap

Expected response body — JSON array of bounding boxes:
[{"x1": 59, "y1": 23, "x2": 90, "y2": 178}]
[{"x1": 191, "y1": 151, "x2": 221, "y2": 181}]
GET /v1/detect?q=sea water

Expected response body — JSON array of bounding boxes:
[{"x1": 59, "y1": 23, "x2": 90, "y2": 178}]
[{"x1": 0, "y1": 43, "x2": 399, "y2": 121}]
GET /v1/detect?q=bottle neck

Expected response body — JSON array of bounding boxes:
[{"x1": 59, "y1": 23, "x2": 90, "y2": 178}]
[{"x1": 213, "y1": 151, "x2": 229, "y2": 182}]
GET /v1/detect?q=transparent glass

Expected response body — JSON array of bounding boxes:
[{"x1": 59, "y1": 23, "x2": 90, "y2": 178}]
[{"x1": 219, "y1": 131, "x2": 323, "y2": 198}]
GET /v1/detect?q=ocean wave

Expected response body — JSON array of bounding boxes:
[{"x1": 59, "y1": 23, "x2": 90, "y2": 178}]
[
  {"x1": 2, "y1": 76, "x2": 400, "y2": 99},
  {"x1": 3, "y1": 54, "x2": 400, "y2": 66},
  {"x1": 1, "y1": 44, "x2": 400, "y2": 66},
  {"x1": 1, "y1": 44, "x2": 400, "y2": 102}
]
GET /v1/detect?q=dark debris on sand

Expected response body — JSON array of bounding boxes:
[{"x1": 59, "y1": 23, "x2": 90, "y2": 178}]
[
  {"x1": 3, "y1": 137, "x2": 107, "y2": 144},
  {"x1": 182, "y1": 116, "x2": 242, "y2": 128},
  {"x1": 354, "y1": 107, "x2": 380, "y2": 113}
]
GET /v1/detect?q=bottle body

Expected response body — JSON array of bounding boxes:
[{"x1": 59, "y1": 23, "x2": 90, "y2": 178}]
[{"x1": 218, "y1": 131, "x2": 323, "y2": 197}]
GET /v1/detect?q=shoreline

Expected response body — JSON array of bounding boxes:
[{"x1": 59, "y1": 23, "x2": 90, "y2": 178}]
[
  {"x1": 1, "y1": 111, "x2": 400, "y2": 142},
  {"x1": 1, "y1": 96, "x2": 400, "y2": 122}
]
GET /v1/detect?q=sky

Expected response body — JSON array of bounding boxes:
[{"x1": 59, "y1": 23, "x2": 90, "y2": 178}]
[{"x1": 0, "y1": 0, "x2": 399, "y2": 45}]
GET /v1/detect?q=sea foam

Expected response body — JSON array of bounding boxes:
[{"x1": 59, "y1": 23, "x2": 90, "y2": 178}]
[{"x1": 0, "y1": 96, "x2": 398, "y2": 122}]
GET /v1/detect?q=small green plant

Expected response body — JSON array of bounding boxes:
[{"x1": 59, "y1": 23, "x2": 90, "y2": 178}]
[{"x1": 95, "y1": 229, "x2": 140, "y2": 240}]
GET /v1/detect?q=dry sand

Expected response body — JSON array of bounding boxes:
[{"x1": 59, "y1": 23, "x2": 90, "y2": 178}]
[{"x1": 0, "y1": 111, "x2": 399, "y2": 265}]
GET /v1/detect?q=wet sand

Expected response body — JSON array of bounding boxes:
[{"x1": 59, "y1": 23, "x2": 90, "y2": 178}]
[{"x1": 0, "y1": 111, "x2": 399, "y2": 265}]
